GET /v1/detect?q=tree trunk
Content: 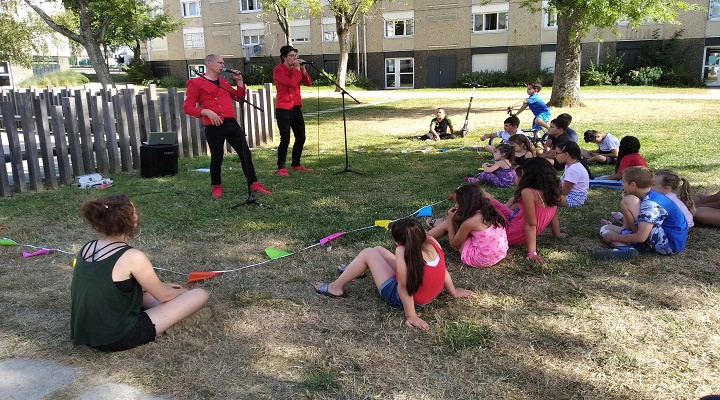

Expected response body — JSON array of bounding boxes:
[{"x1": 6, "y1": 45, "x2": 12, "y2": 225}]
[
  {"x1": 82, "y1": 29, "x2": 113, "y2": 86},
  {"x1": 549, "y1": 12, "x2": 584, "y2": 107},
  {"x1": 336, "y1": 21, "x2": 350, "y2": 91}
]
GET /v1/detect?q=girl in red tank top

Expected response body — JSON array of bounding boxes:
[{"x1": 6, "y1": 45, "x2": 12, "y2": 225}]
[{"x1": 314, "y1": 219, "x2": 474, "y2": 330}]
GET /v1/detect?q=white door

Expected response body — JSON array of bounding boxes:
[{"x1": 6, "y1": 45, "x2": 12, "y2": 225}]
[{"x1": 385, "y1": 58, "x2": 414, "y2": 89}]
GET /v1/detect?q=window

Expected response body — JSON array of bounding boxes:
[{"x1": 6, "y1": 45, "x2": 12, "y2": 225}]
[
  {"x1": 184, "y1": 32, "x2": 204, "y2": 48},
  {"x1": 242, "y1": 34, "x2": 263, "y2": 45},
  {"x1": 473, "y1": 12, "x2": 507, "y2": 32},
  {"x1": 385, "y1": 19, "x2": 414, "y2": 37},
  {"x1": 290, "y1": 22, "x2": 311, "y2": 43},
  {"x1": 181, "y1": 0, "x2": 201, "y2": 17},
  {"x1": 0, "y1": 62, "x2": 11, "y2": 86},
  {"x1": 323, "y1": 26, "x2": 338, "y2": 42},
  {"x1": 703, "y1": 47, "x2": 720, "y2": 85},
  {"x1": 711, "y1": 0, "x2": 720, "y2": 19},
  {"x1": 543, "y1": 3, "x2": 558, "y2": 29},
  {"x1": 385, "y1": 58, "x2": 414, "y2": 89},
  {"x1": 240, "y1": 0, "x2": 261, "y2": 12}
]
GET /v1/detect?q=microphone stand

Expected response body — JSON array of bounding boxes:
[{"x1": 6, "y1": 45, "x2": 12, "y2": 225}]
[
  {"x1": 192, "y1": 70, "x2": 269, "y2": 209},
  {"x1": 303, "y1": 63, "x2": 362, "y2": 175}
]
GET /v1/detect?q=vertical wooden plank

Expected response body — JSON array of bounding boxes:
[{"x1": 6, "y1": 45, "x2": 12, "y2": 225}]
[
  {"x1": 0, "y1": 101, "x2": 25, "y2": 194},
  {"x1": 251, "y1": 91, "x2": 261, "y2": 148},
  {"x1": 244, "y1": 90, "x2": 256, "y2": 148},
  {"x1": 145, "y1": 86, "x2": 159, "y2": 133},
  {"x1": 103, "y1": 100, "x2": 120, "y2": 173},
  {"x1": 49, "y1": 105, "x2": 73, "y2": 185},
  {"x1": 88, "y1": 97, "x2": 110, "y2": 174},
  {"x1": 32, "y1": 96, "x2": 59, "y2": 188},
  {"x1": 136, "y1": 92, "x2": 151, "y2": 143},
  {"x1": 172, "y1": 89, "x2": 188, "y2": 158},
  {"x1": 75, "y1": 89, "x2": 94, "y2": 172},
  {"x1": 62, "y1": 97, "x2": 85, "y2": 176},
  {"x1": 159, "y1": 93, "x2": 170, "y2": 133},
  {"x1": 179, "y1": 92, "x2": 194, "y2": 158},
  {"x1": 256, "y1": 87, "x2": 268, "y2": 145},
  {"x1": 0, "y1": 129, "x2": 10, "y2": 197},
  {"x1": 122, "y1": 88, "x2": 141, "y2": 169},
  {"x1": 18, "y1": 93, "x2": 42, "y2": 191},
  {"x1": 264, "y1": 82, "x2": 275, "y2": 143},
  {"x1": 113, "y1": 95, "x2": 132, "y2": 172}
]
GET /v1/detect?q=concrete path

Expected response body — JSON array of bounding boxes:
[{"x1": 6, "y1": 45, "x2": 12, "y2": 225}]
[{"x1": 0, "y1": 358, "x2": 169, "y2": 400}]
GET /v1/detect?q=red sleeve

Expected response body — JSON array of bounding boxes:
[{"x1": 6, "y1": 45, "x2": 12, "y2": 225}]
[
  {"x1": 182, "y1": 78, "x2": 203, "y2": 118},
  {"x1": 273, "y1": 65, "x2": 301, "y2": 88},
  {"x1": 300, "y1": 72, "x2": 312, "y2": 87}
]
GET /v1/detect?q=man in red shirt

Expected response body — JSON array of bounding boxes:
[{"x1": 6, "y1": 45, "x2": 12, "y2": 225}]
[
  {"x1": 273, "y1": 45, "x2": 313, "y2": 176},
  {"x1": 183, "y1": 54, "x2": 271, "y2": 198}
]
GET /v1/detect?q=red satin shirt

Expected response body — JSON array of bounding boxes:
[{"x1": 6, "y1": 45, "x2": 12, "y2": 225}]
[
  {"x1": 183, "y1": 76, "x2": 246, "y2": 126},
  {"x1": 273, "y1": 63, "x2": 312, "y2": 110}
]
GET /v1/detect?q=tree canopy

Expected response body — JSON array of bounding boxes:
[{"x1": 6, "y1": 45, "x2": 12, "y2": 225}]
[
  {"x1": 0, "y1": 0, "x2": 53, "y2": 67},
  {"x1": 521, "y1": 0, "x2": 701, "y2": 107}
]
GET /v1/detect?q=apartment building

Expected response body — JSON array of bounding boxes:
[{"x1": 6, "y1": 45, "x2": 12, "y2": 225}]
[{"x1": 148, "y1": 0, "x2": 720, "y2": 88}]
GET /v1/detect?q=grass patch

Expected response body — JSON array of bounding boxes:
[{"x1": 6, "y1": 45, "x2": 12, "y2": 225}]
[
  {"x1": 1, "y1": 86, "x2": 719, "y2": 399},
  {"x1": 439, "y1": 320, "x2": 494, "y2": 351}
]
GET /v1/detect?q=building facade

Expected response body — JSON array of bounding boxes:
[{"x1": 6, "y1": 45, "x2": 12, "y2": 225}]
[{"x1": 148, "y1": 0, "x2": 720, "y2": 88}]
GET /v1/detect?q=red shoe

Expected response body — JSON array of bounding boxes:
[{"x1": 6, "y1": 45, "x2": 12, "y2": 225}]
[
  {"x1": 277, "y1": 168, "x2": 289, "y2": 177},
  {"x1": 291, "y1": 165, "x2": 314, "y2": 172},
  {"x1": 211, "y1": 184, "x2": 223, "y2": 198},
  {"x1": 249, "y1": 181, "x2": 272, "y2": 195}
]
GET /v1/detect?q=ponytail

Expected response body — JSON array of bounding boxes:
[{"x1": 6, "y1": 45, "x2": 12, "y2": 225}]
[
  {"x1": 678, "y1": 178, "x2": 696, "y2": 214},
  {"x1": 390, "y1": 219, "x2": 427, "y2": 296}
]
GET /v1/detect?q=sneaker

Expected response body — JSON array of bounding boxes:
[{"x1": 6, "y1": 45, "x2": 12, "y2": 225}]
[
  {"x1": 249, "y1": 181, "x2": 272, "y2": 195},
  {"x1": 211, "y1": 184, "x2": 223, "y2": 198},
  {"x1": 291, "y1": 165, "x2": 313, "y2": 172},
  {"x1": 593, "y1": 247, "x2": 639, "y2": 260},
  {"x1": 165, "y1": 307, "x2": 213, "y2": 335},
  {"x1": 277, "y1": 168, "x2": 289, "y2": 177}
]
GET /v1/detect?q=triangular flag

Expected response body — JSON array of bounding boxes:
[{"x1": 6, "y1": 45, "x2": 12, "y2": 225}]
[
  {"x1": 374, "y1": 220, "x2": 391, "y2": 230},
  {"x1": 416, "y1": 206, "x2": 433, "y2": 217},
  {"x1": 319, "y1": 232, "x2": 346, "y2": 246},
  {"x1": 265, "y1": 247, "x2": 292, "y2": 259},
  {"x1": 0, "y1": 238, "x2": 19, "y2": 246},
  {"x1": 22, "y1": 248, "x2": 53, "y2": 258},
  {"x1": 186, "y1": 271, "x2": 222, "y2": 284}
]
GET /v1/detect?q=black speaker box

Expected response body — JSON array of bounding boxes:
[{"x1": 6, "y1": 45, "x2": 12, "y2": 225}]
[{"x1": 140, "y1": 144, "x2": 178, "y2": 178}]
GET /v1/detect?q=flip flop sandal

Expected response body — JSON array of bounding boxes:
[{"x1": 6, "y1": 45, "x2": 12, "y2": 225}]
[
  {"x1": 337, "y1": 264, "x2": 367, "y2": 279},
  {"x1": 314, "y1": 282, "x2": 344, "y2": 298},
  {"x1": 425, "y1": 217, "x2": 437, "y2": 228}
]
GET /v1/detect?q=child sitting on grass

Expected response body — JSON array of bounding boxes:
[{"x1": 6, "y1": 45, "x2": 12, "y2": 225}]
[
  {"x1": 508, "y1": 134, "x2": 536, "y2": 166},
  {"x1": 653, "y1": 169, "x2": 695, "y2": 228},
  {"x1": 508, "y1": 81, "x2": 551, "y2": 131},
  {"x1": 480, "y1": 115, "x2": 521, "y2": 153},
  {"x1": 555, "y1": 141, "x2": 590, "y2": 208},
  {"x1": 595, "y1": 167, "x2": 688, "y2": 260},
  {"x1": 418, "y1": 108, "x2": 455, "y2": 140},
  {"x1": 465, "y1": 144, "x2": 516, "y2": 187},
  {"x1": 594, "y1": 136, "x2": 647, "y2": 181},
  {"x1": 581, "y1": 130, "x2": 620, "y2": 164},
  {"x1": 314, "y1": 219, "x2": 474, "y2": 330},
  {"x1": 426, "y1": 184, "x2": 509, "y2": 268}
]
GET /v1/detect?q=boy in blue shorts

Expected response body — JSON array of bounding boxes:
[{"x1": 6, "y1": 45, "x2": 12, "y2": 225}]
[
  {"x1": 595, "y1": 166, "x2": 688, "y2": 260},
  {"x1": 509, "y1": 81, "x2": 551, "y2": 130}
]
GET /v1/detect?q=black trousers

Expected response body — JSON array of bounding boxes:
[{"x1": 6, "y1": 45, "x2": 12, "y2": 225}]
[
  {"x1": 276, "y1": 106, "x2": 306, "y2": 168},
  {"x1": 204, "y1": 119, "x2": 257, "y2": 186}
]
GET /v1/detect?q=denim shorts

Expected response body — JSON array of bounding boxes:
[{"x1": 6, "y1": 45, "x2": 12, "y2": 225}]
[
  {"x1": 92, "y1": 312, "x2": 156, "y2": 352},
  {"x1": 378, "y1": 276, "x2": 421, "y2": 310}
]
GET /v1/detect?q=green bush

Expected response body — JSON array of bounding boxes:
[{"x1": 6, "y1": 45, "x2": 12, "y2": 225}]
[
  {"x1": 242, "y1": 56, "x2": 276, "y2": 85},
  {"x1": 157, "y1": 75, "x2": 184, "y2": 88},
  {"x1": 581, "y1": 56, "x2": 624, "y2": 86},
  {"x1": 628, "y1": 66, "x2": 663, "y2": 86},
  {"x1": 122, "y1": 59, "x2": 155, "y2": 85},
  {"x1": 456, "y1": 69, "x2": 553, "y2": 88},
  {"x1": 18, "y1": 69, "x2": 90, "y2": 87}
]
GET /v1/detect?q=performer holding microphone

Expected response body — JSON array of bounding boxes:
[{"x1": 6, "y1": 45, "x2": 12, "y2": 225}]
[
  {"x1": 273, "y1": 45, "x2": 313, "y2": 176},
  {"x1": 183, "y1": 54, "x2": 272, "y2": 198}
]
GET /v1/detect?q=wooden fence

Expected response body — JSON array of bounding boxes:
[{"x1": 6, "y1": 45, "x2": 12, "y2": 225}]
[{"x1": 0, "y1": 83, "x2": 275, "y2": 197}]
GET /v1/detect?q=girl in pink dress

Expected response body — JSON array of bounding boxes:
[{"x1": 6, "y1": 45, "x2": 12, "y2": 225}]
[
  {"x1": 427, "y1": 184, "x2": 509, "y2": 267},
  {"x1": 486, "y1": 157, "x2": 563, "y2": 264}
]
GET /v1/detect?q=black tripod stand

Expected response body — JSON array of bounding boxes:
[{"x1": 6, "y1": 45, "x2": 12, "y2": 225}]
[
  {"x1": 304, "y1": 63, "x2": 362, "y2": 175},
  {"x1": 191, "y1": 69, "x2": 269, "y2": 209}
]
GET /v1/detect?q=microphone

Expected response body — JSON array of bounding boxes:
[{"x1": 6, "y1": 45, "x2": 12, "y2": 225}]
[
  {"x1": 300, "y1": 61, "x2": 313, "y2": 65},
  {"x1": 221, "y1": 67, "x2": 242, "y2": 74}
]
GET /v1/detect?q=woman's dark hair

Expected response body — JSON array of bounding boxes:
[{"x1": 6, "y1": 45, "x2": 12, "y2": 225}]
[
  {"x1": 80, "y1": 195, "x2": 138, "y2": 237},
  {"x1": 453, "y1": 184, "x2": 508, "y2": 231},
  {"x1": 390, "y1": 219, "x2": 427, "y2": 296},
  {"x1": 514, "y1": 158, "x2": 561, "y2": 207},
  {"x1": 495, "y1": 143, "x2": 516, "y2": 166},
  {"x1": 558, "y1": 141, "x2": 594, "y2": 179},
  {"x1": 615, "y1": 136, "x2": 641, "y2": 173}
]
